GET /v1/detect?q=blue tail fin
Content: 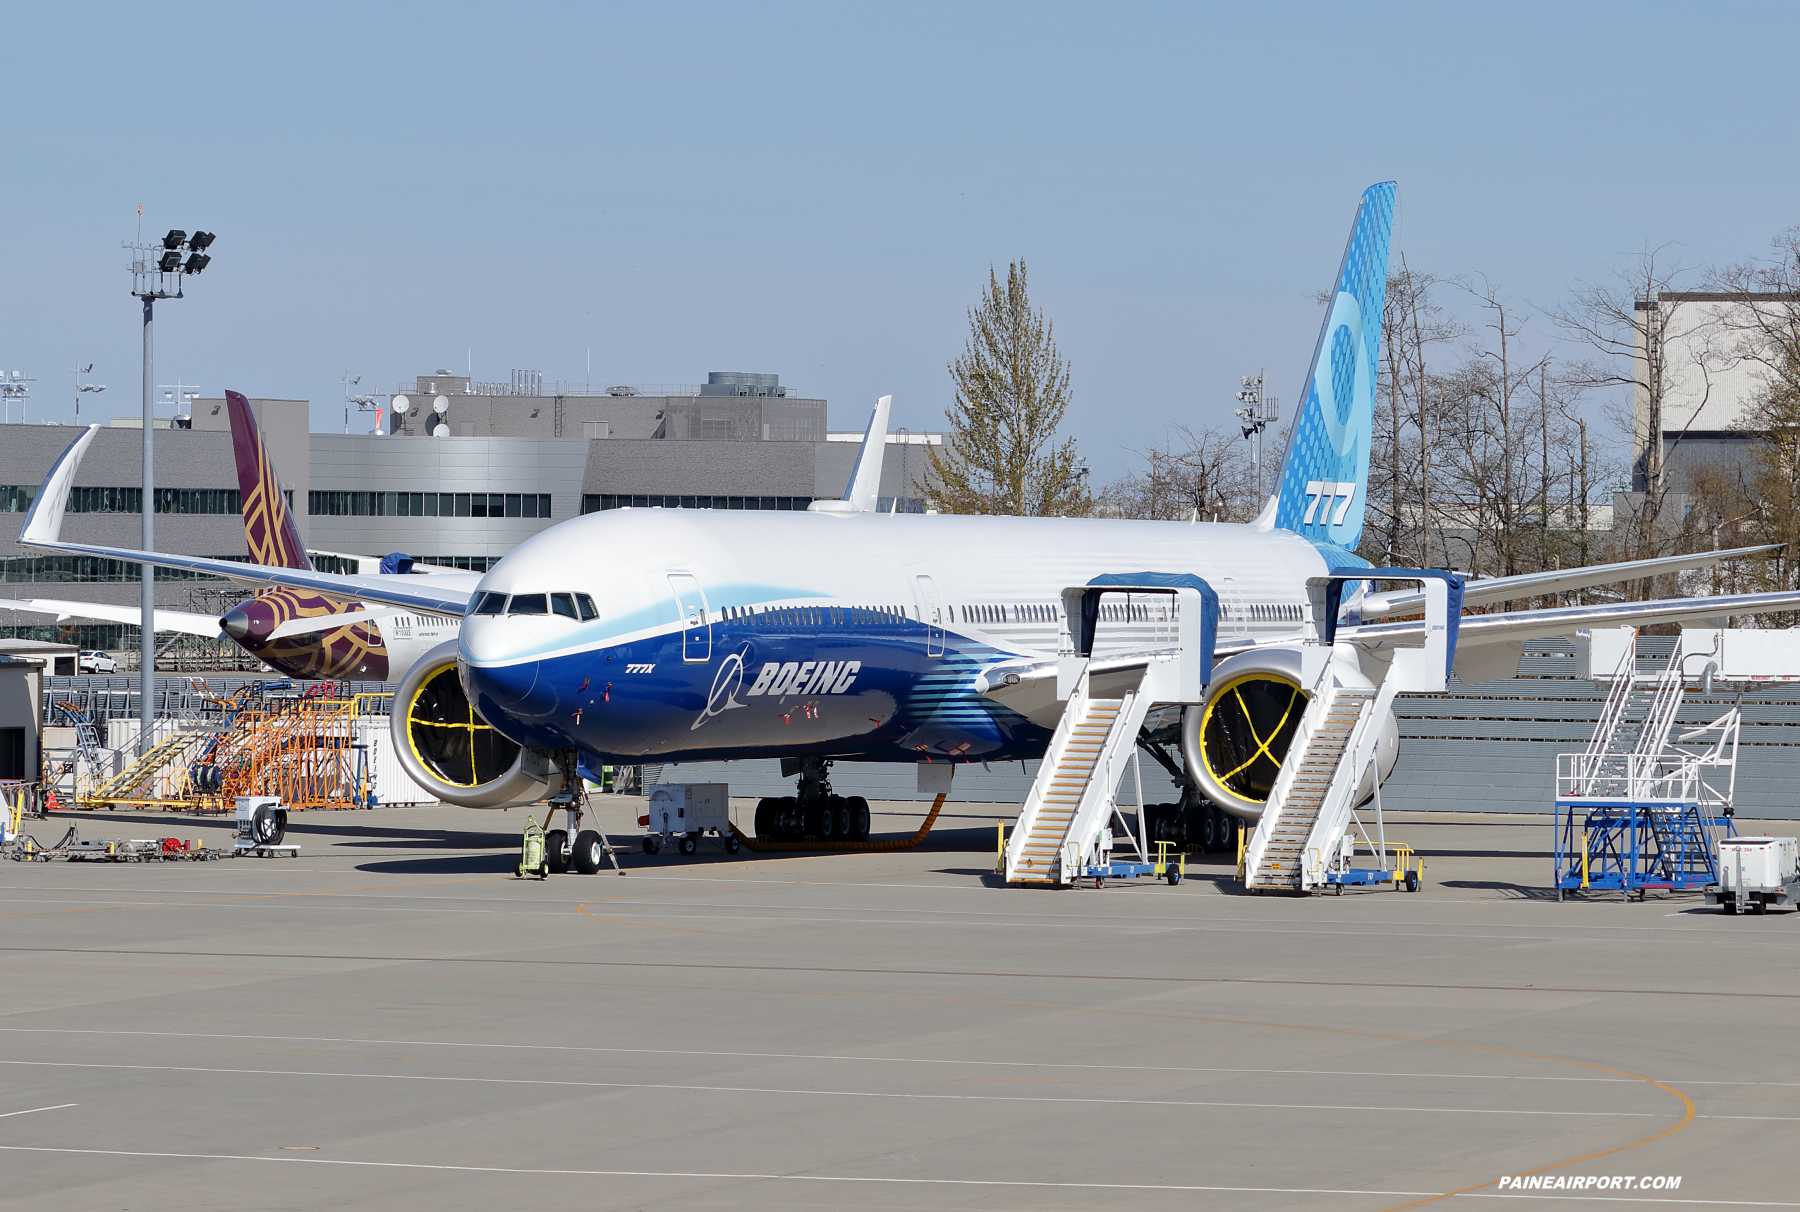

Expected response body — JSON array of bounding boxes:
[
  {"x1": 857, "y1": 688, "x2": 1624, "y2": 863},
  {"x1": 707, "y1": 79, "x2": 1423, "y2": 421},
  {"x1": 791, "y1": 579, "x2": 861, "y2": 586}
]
[{"x1": 1267, "y1": 182, "x2": 1396, "y2": 553}]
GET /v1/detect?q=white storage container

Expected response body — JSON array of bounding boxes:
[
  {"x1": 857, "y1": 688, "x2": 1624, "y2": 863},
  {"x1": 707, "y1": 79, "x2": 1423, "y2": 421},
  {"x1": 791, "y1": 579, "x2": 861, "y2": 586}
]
[
  {"x1": 1718, "y1": 837, "x2": 1800, "y2": 891},
  {"x1": 1576, "y1": 627, "x2": 1637, "y2": 682},
  {"x1": 646, "y1": 783, "x2": 729, "y2": 837}
]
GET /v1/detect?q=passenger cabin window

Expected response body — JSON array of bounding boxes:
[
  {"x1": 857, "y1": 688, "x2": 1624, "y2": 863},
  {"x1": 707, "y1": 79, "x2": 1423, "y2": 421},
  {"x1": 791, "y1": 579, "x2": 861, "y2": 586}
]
[
  {"x1": 551, "y1": 593, "x2": 579, "y2": 620},
  {"x1": 509, "y1": 593, "x2": 548, "y2": 615},
  {"x1": 472, "y1": 592, "x2": 506, "y2": 616},
  {"x1": 576, "y1": 593, "x2": 598, "y2": 621}
]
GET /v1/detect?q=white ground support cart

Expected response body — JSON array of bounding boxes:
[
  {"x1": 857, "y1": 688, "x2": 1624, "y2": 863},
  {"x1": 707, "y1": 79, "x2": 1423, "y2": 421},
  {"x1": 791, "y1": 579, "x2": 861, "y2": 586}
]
[
  {"x1": 233, "y1": 795, "x2": 299, "y2": 859},
  {"x1": 1707, "y1": 836, "x2": 1800, "y2": 915},
  {"x1": 641, "y1": 783, "x2": 737, "y2": 856}
]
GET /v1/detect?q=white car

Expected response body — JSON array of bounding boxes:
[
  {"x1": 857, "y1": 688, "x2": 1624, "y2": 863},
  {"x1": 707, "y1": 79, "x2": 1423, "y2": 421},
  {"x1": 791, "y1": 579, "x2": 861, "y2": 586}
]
[{"x1": 78, "y1": 650, "x2": 117, "y2": 673}]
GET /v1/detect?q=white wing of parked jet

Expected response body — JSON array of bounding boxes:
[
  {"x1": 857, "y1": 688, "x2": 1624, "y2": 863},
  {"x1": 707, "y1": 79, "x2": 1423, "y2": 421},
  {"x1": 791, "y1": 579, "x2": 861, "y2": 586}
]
[
  {"x1": 1360, "y1": 545, "x2": 1781, "y2": 616},
  {"x1": 20, "y1": 425, "x2": 477, "y2": 617},
  {"x1": 0, "y1": 597, "x2": 224, "y2": 637}
]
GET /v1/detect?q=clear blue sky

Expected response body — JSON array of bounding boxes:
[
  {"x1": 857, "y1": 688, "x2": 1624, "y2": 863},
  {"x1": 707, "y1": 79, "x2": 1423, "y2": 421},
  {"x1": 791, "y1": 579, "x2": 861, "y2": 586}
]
[{"x1": 5, "y1": 2, "x2": 1797, "y2": 480}]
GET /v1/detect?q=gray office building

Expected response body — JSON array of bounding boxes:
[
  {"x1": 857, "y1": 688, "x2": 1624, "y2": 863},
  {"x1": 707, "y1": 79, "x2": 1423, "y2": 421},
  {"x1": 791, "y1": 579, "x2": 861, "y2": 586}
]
[{"x1": 1, "y1": 372, "x2": 939, "y2": 647}]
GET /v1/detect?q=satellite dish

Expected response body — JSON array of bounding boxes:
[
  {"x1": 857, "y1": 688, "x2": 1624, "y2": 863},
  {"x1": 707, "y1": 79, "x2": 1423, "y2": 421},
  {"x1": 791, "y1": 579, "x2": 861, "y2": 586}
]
[
  {"x1": 432, "y1": 423, "x2": 449, "y2": 438},
  {"x1": 392, "y1": 394, "x2": 410, "y2": 414},
  {"x1": 433, "y1": 396, "x2": 449, "y2": 414}
]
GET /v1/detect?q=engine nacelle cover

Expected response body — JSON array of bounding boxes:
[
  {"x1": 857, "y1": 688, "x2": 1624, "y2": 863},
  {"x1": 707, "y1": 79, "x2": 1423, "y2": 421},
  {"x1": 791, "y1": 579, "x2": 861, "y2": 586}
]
[
  {"x1": 1181, "y1": 646, "x2": 1397, "y2": 822},
  {"x1": 392, "y1": 638, "x2": 564, "y2": 809}
]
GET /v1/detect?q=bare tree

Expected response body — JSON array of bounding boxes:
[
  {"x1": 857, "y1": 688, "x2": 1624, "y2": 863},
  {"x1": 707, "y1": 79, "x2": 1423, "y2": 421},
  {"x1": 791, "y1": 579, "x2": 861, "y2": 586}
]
[
  {"x1": 1545, "y1": 245, "x2": 1721, "y2": 594},
  {"x1": 1097, "y1": 425, "x2": 1258, "y2": 521}
]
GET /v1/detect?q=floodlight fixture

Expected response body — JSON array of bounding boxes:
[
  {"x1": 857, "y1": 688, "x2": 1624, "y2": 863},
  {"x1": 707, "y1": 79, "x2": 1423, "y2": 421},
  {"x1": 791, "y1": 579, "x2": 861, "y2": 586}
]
[
  {"x1": 188, "y1": 231, "x2": 215, "y2": 251},
  {"x1": 158, "y1": 249, "x2": 183, "y2": 272},
  {"x1": 183, "y1": 253, "x2": 210, "y2": 274},
  {"x1": 162, "y1": 229, "x2": 187, "y2": 250}
]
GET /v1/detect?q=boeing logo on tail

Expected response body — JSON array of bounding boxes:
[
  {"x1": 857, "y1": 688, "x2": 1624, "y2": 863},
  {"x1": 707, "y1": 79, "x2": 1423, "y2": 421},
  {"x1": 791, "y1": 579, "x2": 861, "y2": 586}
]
[{"x1": 1272, "y1": 180, "x2": 1395, "y2": 551}]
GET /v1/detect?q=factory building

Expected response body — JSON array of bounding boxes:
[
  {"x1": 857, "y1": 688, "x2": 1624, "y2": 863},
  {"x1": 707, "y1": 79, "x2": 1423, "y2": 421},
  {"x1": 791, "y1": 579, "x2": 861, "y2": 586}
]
[{"x1": 0, "y1": 372, "x2": 940, "y2": 649}]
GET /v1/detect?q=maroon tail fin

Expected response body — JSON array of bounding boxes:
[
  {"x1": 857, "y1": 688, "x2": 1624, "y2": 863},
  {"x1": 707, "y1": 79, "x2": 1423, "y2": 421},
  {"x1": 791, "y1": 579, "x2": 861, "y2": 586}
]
[{"x1": 227, "y1": 390, "x2": 312, "y2": 571}]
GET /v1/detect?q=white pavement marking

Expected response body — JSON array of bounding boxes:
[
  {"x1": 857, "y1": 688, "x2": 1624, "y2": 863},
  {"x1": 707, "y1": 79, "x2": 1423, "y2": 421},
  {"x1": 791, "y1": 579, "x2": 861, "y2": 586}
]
[
  {"x1": 0, "y1": 1060, "x2": 1666, "y2": 1118},
  {"x1": 1460, "y1": 1197, "x2": 1800, "y2": 1207},
  {"x1": 5, "y1": 1027, "x2": 1789, "y2": 1088},
  {"x1": 0, "y1": 1104, "x2": 75, "y2": 1118},
  {"x1": 0, "y1": 1145, "x2": 1439, "y2": 1194}
]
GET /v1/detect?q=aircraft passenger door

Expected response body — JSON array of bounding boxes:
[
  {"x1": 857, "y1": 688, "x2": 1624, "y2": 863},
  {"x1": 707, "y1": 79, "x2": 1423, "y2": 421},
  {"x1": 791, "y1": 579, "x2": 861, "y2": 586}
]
[
  {"x1": 912, "y1": 573, "x2": 946, "y2": 658},
  {"x1": 668, "y1": 572, "x2": 712, "y2": 663}
]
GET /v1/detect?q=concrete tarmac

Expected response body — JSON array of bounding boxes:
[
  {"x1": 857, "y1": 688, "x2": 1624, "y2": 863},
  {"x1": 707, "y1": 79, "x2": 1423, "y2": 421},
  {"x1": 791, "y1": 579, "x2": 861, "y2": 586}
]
[{"x1": 2, "y1": 798, "x2": 1797, "y2": 1210}]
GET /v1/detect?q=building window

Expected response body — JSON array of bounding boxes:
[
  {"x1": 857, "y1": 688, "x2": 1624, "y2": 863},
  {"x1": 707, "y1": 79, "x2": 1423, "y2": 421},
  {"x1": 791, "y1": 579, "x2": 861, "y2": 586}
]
[
  {"x1": 1, "y1": 486, "x2": 283, "y2": 515},
  {"x1": 580, "y1": 493, "x2": 813, "y2": 514},
  {"x1": 0, "y1": 554, "x2": 251, "y2": 583},
  {"x1": 307, "y1": 490, "x2": 551, "y2": 520}
]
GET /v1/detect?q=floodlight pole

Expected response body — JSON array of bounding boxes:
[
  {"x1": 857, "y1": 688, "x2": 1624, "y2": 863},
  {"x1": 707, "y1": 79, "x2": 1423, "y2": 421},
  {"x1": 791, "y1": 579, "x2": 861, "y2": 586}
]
[
  {"x1": 126, "y1": 225, "x2": 214, "y2": 755},
  {"x1": 139, "y1": 296, "x2": 155, "y2": 752}
]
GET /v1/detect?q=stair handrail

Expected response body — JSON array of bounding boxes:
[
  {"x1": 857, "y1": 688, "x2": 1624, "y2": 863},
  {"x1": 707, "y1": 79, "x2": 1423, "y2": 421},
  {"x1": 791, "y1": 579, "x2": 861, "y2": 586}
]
[
  {"x1": 1580, "y1": 637, "x2": 1641, "y2": 764},
  {"x1": 1634, "y1": 644, "x2": 1688, "y2": 758},
  {"x1": 1297, "y1": 686, "x2": 1388, "y2": 891},
  {"x1": 1242, "y1": 659, "x2": 1339, "y2": 885},
  {"x1": 1004, "y1": 660, "x2": 1093, "y2": 882},
  {"x1": 1058, "y1": 676, "x2": 1151, "y2": 875}
]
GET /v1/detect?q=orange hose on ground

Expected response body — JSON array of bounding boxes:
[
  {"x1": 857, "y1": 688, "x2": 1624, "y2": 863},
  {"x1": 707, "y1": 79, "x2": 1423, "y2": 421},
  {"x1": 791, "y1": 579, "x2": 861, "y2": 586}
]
[{"x1": 730, "y1": 792, "x2": 948, "y2": 853}]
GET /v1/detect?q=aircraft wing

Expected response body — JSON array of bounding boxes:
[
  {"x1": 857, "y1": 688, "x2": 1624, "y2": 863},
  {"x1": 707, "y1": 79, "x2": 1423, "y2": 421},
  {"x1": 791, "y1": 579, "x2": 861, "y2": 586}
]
[
  {"x1": 0, "y1": 597, "x2": 224, "y2": 638},
  {"x1": 1361, "y1": 545, "x2": 1779, "y2": 616},
  {"x1": 17, "y1": 540, "x2": 476, "y2": 618},
  {"x1": 1346, "y1": 588, "x2": 1800, "y2": 684},
  {"x1": 20, "y1": 426, "x2": 477, "y2": 617}
]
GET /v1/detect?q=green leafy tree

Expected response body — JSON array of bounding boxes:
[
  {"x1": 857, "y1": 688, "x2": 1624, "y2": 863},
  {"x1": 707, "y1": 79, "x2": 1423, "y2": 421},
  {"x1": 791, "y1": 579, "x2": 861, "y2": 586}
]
[{"x1": 925, "y1": 261, "x2": 1086, "y2": 515}]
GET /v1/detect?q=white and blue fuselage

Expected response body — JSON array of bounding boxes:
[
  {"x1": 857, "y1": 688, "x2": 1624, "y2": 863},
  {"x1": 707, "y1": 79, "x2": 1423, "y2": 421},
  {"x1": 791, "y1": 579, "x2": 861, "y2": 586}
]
[{"x1": 458, "y1": 508, "x2": 1345, "y2": 767}]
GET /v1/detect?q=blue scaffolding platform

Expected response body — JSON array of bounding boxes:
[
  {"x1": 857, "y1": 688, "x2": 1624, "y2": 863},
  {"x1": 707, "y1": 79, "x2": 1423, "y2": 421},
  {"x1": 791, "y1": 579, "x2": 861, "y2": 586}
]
[
  {"x1": 1551, "y1": 629, "x2": 1752, "y2": 902},
  {"x1": 1553, "y1": 801, "x2": 1734, "y2": 901}
]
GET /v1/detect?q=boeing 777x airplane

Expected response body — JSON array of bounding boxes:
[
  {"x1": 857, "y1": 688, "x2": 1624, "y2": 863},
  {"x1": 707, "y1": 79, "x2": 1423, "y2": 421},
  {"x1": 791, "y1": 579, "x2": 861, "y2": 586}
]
[{"x1": 22, "y1": 182, "x2": 1797, "y2": 869}]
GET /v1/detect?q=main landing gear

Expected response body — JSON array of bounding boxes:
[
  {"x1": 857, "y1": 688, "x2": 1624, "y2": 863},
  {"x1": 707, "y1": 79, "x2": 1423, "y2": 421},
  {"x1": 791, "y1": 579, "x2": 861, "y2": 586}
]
[
  {"x1": 753, "y1": 757, "x2": 872, "y2": 843},
  {"x1": 1141, "y1": 786, "x2": 1239, "y2": 856}
]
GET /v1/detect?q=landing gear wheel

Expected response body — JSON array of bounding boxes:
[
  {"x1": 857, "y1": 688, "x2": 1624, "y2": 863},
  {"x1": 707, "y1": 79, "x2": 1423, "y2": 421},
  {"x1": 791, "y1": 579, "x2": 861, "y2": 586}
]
[
  {"x1": 1200, "y1": 807, "x2": 1218, "y2": 854},
  {"x1": 776, "y1": 796, "x2": 800, "y2": 840},
  {"x1": 848, "y1": 796, "x2": 870, "y2": 841},
  {"x1": 816, "y1": 801, "x2": 837, "y2": 841},
  {"x1": 754, "y1": 798, "x2": 773, "y2": 838},
  {"x1": 545, "y1": 829, "x2": 570, "y2": 874},
  {"x1": 725, "y1": 833, "x2": 741, "y2": 854},
  {"x1": 679, "y1": 834, "x2": 698, "y2": 856},
  {"x1": 835, "y1": 803, "x2": 853, "y2": 841},
  {"x1": 1404, "y1": 871, "x2": 1420, "y2": 893},
  {"x1": 571, "y1": 830, "x2": 603, "y2": 874},
  {"x1": 642, "y1": 835, "x2": 662, "y2": 855}
]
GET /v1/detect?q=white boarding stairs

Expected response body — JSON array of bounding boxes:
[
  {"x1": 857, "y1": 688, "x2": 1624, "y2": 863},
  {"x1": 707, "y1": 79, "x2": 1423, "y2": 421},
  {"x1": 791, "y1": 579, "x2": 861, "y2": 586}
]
[
  {"x1": 1243, "y1": 573, "x2": 1453, "y2": 893},
  {"x1": 1004, "y1": 582, "x2": 1212, "y2": 886},
  {"x1": 1006, "y1": 666, "x2": 1155, "y2": 885}
]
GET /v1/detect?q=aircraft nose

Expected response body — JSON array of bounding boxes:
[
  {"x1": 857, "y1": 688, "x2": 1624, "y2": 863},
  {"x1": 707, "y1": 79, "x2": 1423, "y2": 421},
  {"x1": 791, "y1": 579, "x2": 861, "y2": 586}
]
[
  {"x1": 460, "y1": 655, "x2": 543, "y2": 713},
  {"x1": 219, "y1": 600, "x2": 274, "y2": 646}
]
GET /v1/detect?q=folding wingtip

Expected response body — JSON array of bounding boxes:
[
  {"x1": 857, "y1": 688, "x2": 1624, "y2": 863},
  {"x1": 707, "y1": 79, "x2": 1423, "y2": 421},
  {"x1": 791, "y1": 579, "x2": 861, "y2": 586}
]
[{"x1": 19, "y1": 424, "x2": 101, "y2": 547}]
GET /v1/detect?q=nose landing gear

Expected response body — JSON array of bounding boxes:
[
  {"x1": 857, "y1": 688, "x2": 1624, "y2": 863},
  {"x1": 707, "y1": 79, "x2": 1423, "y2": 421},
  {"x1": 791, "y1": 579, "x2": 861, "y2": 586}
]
[{"x1": 539, "y1": 751, "x2": 624, "y2": 875}]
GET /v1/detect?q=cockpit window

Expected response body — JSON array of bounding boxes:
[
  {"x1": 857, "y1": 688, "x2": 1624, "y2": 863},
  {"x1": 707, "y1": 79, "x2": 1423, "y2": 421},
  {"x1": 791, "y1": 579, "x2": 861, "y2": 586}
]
[
  {"x1": 551, "y1": 593, "x2": 579, "y2": 620},
  {"x1": 508, "y1": 593, "x2": 548, "y2": 615},
  {"x1": 575, "y1": 593, "x2": 598, "y2": 621},
  {"x1": 472, "y1": 592, "x2": 506, "y2": 616}
]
